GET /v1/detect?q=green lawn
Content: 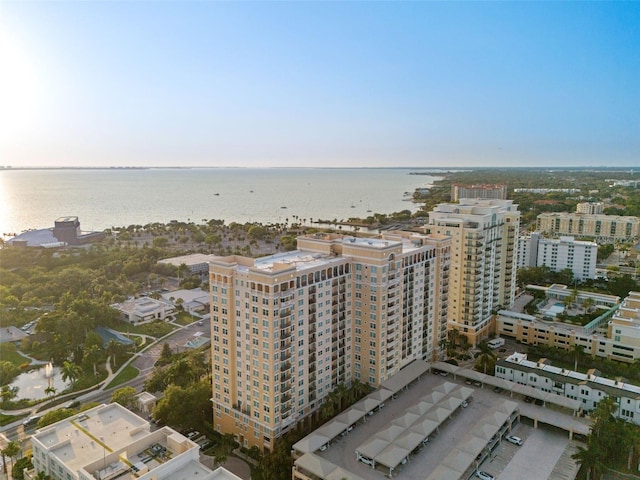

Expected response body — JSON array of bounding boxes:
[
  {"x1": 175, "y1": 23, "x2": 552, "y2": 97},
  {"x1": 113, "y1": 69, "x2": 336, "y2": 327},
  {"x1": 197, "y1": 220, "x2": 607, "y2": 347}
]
[
  {"x1": 111, "y1": 321, "x2": 176, "y2": 338},
  {"x1": 105, "y1": 365, "x2": 139, "y2": 389},
  {"x1": 173, "y1": 311, "x2": 196, "y2": 326},
  {"x1": 0, "y1": 411, "x2": 28, "y2": 427},
  {"x1": 0, "y1": 342, "x2": 31, "y2": 366}
]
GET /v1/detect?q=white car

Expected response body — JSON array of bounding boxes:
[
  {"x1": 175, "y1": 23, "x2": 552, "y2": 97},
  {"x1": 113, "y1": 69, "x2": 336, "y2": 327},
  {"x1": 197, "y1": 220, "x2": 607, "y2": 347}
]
[
  {"x1": 506, "y1": 435, "x2": 523, "y2": 446},
  {"x1": 461, "y1": 400, "x2": 469, "y2": 408},
  {"x1": 476, "y1": 471, "x2": 495, "y2": 480}
]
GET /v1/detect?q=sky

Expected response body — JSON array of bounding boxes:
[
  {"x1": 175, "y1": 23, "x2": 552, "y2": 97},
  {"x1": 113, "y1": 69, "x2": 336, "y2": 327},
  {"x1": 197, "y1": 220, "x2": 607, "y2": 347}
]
[{"x1": 0, "y1": 1, "x2": 638, "y2": 169}]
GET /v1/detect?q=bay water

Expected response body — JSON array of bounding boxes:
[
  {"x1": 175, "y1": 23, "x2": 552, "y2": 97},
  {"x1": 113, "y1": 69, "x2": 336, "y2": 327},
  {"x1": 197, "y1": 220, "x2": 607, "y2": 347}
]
[{"x1": 0, "y1": 168, "x2": 439, "y2": 238}]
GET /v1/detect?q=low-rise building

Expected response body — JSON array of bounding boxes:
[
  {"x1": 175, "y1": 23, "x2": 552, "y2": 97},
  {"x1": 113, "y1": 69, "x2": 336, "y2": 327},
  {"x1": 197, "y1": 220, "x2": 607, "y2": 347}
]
[
  {"x1": 496, "y1": 353, "x2": 640, "y2": 423},
  {"x1": 536, "y1": 212, "x2": 639, "y2": 242},
  {"x1": 7, "y1": 216, "x2": 106, "y2": 248},
  {"x1": 161, "y1": 288, "x2": 209, "y2": 314},
  {"x1": 158, "y1": 253, "x2": 217, "y2": 276},
  {"x1": 111, "y1": 297, "x2": 175, "y2": 325},
  {"x1": 495, "y1": 286, "x2": 640, "y2": 362},
  {"x1": 27, "y1": 403, "x2": 241, "y2": 480},
  {"x1": 517, "y1": 233, "x2": 597, "y2": 280}
]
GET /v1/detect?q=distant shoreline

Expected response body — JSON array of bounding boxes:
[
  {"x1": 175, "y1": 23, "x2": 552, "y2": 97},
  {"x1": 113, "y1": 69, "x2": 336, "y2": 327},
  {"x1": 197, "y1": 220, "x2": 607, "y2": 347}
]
[{"x1": 0, "y1": 165, "x2": 633, "y2": 172}]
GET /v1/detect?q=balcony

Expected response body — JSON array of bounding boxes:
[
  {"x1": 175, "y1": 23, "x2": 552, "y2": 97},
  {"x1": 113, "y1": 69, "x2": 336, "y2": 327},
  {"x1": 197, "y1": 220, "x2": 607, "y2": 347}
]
[{"x1": 280, "y1": 361, "x2": 291, "y2": 372}]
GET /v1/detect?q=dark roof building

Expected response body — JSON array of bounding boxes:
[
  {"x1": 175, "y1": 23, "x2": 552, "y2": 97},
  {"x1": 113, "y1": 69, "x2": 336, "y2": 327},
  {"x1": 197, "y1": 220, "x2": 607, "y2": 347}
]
[{"x1": 7, "y1": 217, "x2": 105, "y2": 247}]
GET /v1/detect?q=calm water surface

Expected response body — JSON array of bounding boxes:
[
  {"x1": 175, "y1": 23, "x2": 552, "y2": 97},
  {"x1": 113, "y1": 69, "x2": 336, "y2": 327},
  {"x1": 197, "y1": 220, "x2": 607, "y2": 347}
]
[{"x1": 0, "y1": 168, "x2": 439, "y2": 237}]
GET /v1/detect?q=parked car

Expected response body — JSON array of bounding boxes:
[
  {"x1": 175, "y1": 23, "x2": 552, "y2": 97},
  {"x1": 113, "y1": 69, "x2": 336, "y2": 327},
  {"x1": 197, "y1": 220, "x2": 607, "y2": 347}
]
[
  {"x1": 359, "y1": 456, "x2": 375, "y2": 467},
  {"x1": 66, "y1": 400, "x2": 80, "y2": 409},
  {"x1": 473, "y1": 381, "x2": 482, "y2": 387},
  {"x1": 199, "y1": 440, "x2": 213, "y2": 451},
  {"x1": 524, "y1": 396, "x2": 533, "y2": 403},
  {"x1": 493, "y1": 386, "x2": 504, "y2": 393},
  {"x1": 476, "y1": 471, "x2": 495, "y2": 480},
  {"x1": 23, "y1": 415, "x2": 41, "y2": 427},
  {"x1": 506, "y1": 435, "x2": 523, "y2": 446},
  {"x1": 461, "y1": 400, "x2": 469, "y2": 408}
]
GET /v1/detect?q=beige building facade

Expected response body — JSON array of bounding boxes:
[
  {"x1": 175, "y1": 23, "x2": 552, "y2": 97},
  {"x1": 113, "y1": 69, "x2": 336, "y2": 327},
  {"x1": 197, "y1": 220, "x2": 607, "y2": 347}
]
[
  {"x1": 209, "y1": 232, "x2": 450, "y2": 451},
  {"x1": 425, "y1": 199, "x2": 520, "y2": 345},
  {"x1": 608, "y1": 291, "x2": 640, "y2": 360},
  {"x1": 450, "y1": 184, "x2": 508, "y2": 202},
  {"x1": 536, "y1": 212, "x2": 639, "y2": 242},
  {"x1": 576, "y1": 202, "x2": 604, "y2": 215}
]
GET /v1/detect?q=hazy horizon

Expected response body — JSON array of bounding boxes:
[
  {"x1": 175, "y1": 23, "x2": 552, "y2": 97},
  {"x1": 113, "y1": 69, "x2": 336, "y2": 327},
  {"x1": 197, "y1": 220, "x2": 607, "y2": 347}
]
[{"x1": 1, "y1": 2, "x2": 638, "y2": 169}]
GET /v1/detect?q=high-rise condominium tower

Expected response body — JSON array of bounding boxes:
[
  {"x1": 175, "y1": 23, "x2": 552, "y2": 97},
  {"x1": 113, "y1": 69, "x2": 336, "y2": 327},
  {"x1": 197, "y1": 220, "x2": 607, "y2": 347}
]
[
  {"x1": 209, "y1": 231, "x2": 450, "y2": 451},
  {"x1": 425, "y1": 199, "x2": 520, "y2": 345}
]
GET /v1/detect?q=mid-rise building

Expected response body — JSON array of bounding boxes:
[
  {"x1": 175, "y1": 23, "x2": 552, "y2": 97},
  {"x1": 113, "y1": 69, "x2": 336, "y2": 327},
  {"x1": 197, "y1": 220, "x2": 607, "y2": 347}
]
[
  {"x1": 425, "y1": 199, "x2": 520, "y2": 345},
  {"x1": 536, "y1": 212, "x2": 639, "y2": 242},
  {"x1": 450, "y1": 184, "x2": 507, "y2": 202},
  {"x1": 608, "y1": 291, "x2": 640, "y2": 359},
  {"x1": 496, "y1": 353, "x2": 640, "y2": 424},
  {"x1": 496, "y1": 285, "x2": 637, "y2": 361},
  {"x1": 576, "y1": 202, "x2": 604, "y2": 215},
  {"x1": 28, "y1": 403, "x2": 240, "y2": 480},
  {"x1": 209, "y1": 231, "x2": 450, "y2": 451},
  {"x1": 517, "y1": 233, "x2": 597, "y2": 280}
]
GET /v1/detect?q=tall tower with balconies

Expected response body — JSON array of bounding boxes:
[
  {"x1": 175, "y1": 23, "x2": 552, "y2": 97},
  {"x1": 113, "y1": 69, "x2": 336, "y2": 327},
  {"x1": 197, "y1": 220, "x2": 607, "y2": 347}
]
[
  {"x1": 209, "y1": 231, "x2": 450, "y2": 451},
  {"x1": 426, "y1": 199, "x2": 520, "y2": 345}
]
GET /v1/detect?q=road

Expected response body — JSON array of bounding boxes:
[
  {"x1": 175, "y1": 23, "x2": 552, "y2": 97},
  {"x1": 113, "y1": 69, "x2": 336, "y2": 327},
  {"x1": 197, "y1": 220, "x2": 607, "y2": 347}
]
[{"x1": 0, "y1": 320, "x2": 210, "y2": 447}]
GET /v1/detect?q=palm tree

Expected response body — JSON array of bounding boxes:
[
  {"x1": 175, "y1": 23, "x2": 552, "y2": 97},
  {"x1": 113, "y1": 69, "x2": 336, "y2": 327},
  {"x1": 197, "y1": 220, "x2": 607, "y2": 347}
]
[
  {"x1": 84, "y1": 344, "x2": 102, "y2": 376},
  {"x1": 572, "y1": 344, "x2": 586, "y2": 372},
  {"x1": 474, "y1": 341, "x2": 497, "y2": 375},
  {"x1": 572, "y1": 444, "x2": 602, "y2": 480},
  {"x1": 44, "y1": 385, "x2": 57, "y2": 399},
  {"x1": 1, "y1": 441, "x2": 20, "y2": 475},
  {"x1": 447, "y1": 328, "x2": 461, "y2": 358},
  {"x1": 61, "y1": 361, "x2": 82, "y2": 387}
]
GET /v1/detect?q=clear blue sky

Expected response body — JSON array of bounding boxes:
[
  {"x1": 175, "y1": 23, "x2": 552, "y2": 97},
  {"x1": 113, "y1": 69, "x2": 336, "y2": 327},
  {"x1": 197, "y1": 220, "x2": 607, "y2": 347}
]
[{"x1": 1, "y1": 1, "x2": 638, "y2": 168}]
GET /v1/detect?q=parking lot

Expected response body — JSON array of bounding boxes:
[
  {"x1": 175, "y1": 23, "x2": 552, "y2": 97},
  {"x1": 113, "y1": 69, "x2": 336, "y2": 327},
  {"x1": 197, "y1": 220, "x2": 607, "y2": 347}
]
[{"x1": 317, "y1": 372, "x2": 581, "y2": 480}]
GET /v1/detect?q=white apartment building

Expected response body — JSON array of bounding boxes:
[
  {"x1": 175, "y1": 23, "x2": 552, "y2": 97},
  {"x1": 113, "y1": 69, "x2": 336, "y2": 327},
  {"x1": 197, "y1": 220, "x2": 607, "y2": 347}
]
[
  {"x1": 536, "y1": 212, "x2": 639, "y2": 242},
  {"x1": 28, "y1": 403, "x2": 240, "y2": 480},
  {"x1": 425, "y1": 199, "x2": 520, "y2": 345},
  {"x1": 110, "y1": 297, "x2": 175, "y2": 325},
  {"x1": 576, "y1": 202, "x2": 604, "y2": 215},
  {"x1": 496, "y1": 353, "x2": 640, "y2": 424},
  {"x1": 209, "y1": 231, "x2": 450, "y2": 451},
  {"x1": 517, "y1": 233, "x2": 597, "y2": 280}
]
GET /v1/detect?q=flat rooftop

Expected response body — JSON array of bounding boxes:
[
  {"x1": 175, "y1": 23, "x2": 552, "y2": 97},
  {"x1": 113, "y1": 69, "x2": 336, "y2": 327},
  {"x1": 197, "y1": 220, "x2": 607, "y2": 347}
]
[{"x1": 296, "y1": 369, "x2": 587, "y2": 480}]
